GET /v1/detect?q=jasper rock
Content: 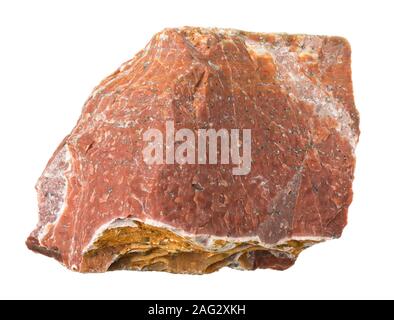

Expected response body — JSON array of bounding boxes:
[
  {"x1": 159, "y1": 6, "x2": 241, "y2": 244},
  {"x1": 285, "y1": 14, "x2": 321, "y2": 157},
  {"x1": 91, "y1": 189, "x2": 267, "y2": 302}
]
[{"x1": 27, "y1": 27, "x2": 359, "y2": 273}]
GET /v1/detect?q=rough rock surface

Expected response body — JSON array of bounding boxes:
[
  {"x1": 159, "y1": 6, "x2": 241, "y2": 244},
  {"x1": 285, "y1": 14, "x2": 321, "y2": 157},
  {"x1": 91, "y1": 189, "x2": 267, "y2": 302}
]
[{"x1": 27, "y1": 27, "x2": 359, "y2": 273}]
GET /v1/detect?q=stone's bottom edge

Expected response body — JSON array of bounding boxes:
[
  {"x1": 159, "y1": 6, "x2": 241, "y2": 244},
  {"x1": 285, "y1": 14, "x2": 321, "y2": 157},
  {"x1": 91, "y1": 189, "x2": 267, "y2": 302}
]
[
  {"x1": 26, "y1": 219, "x2": 328, "y2": 274},
  {"x1": 26, "y1": 235, "x2": 62, "y2": 261},
  {"x1": 78, "y1": 220, "x2": 323, "y2": 274}
]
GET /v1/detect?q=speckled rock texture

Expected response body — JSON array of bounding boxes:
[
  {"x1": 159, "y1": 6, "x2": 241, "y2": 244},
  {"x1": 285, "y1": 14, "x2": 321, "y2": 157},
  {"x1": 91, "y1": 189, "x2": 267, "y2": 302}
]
[{"x1": 27, "y1": 27, "x2": 359, "y2": 274}]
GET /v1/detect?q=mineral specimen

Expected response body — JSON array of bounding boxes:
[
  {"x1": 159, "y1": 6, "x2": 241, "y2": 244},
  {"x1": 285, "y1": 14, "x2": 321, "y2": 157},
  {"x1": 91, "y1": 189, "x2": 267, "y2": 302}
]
[{"x1": 27, "y1": 27, "x2": 359, "y2": 273}]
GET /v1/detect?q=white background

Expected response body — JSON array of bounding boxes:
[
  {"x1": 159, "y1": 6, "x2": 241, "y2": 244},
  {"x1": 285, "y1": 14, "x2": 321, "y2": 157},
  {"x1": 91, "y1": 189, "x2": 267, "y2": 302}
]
[{"x1": 0, "y1": 0, "x2": 393, "y2": 300}]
